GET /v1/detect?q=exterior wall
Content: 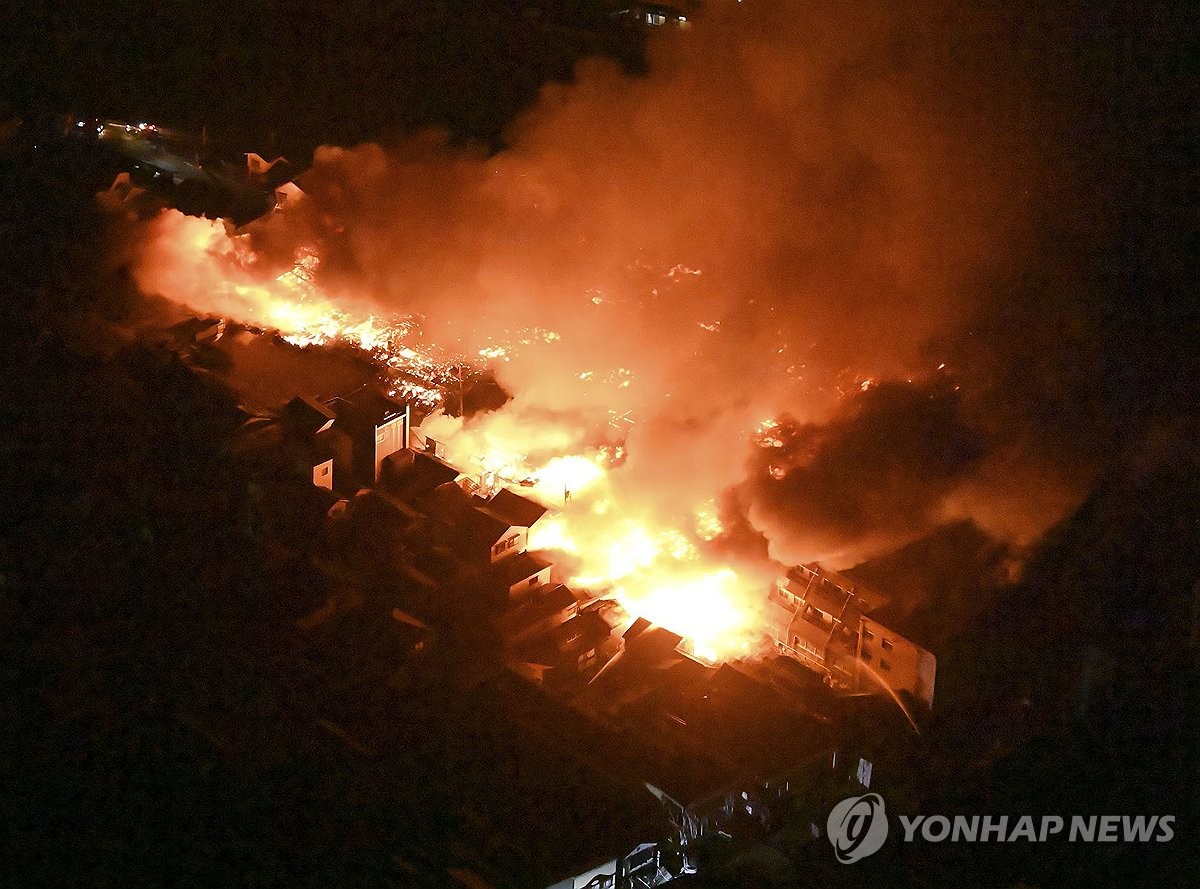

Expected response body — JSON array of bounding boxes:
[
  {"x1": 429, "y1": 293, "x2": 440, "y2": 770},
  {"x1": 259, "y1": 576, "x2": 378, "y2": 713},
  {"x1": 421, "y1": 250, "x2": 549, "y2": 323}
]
[
  {"x1": 509, "y1": 565, "x2": 552, "y2": 598},
  {"x1": 857, "y1": 616, "x2": 936, "y2": 708},
  {"x1": 767, "y1": 582, "x2": 842, "y2": 678},
  {"x1": 312, "y1": 458, "x2": 333, "y2": 491},
  {"x1": 767, "y1": 573, "x2": 934, "y2": 704},
  {"x1": 373, "y1": 406, "x2": 410, "y2": 481},
  {"x1": 491, "y1": 527, "x2": 528, "y2": 563},
  {"x1": 784, "y1": 610, "x2": 833, "y2": 672}
]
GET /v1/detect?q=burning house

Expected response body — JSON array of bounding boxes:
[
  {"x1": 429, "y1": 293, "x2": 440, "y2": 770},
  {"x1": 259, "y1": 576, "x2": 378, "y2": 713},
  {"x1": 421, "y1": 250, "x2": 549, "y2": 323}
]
[{"x1": 766, "y1": 563, "x2": 937, "y2": 710}]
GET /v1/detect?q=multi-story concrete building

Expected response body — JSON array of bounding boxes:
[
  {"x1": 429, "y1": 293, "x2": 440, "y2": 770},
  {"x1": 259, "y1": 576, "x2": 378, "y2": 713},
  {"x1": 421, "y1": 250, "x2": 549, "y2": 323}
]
[{"x1": 766, "y1": 563, "x2": 937, "y2": 710}]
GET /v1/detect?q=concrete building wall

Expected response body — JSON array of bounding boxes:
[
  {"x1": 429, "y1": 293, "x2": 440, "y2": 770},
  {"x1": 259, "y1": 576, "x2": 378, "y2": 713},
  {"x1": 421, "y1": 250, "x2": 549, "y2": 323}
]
[{"x1": 858, "y1": 616, "x2": 936, "y2": 709}]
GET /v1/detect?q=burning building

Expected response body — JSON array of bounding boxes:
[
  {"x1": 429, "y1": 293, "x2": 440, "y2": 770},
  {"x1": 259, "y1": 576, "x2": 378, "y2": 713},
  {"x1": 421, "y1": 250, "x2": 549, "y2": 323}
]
[
  {"x1": 766, "y1": 563, "x2": 936, "y2": 710},
  {"x1": 113, "y1": 0, "x2": 1076, "y2": 721}
]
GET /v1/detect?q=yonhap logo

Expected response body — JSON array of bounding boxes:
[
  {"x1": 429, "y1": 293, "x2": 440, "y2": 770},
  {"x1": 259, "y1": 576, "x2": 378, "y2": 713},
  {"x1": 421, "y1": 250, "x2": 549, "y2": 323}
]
[
  {"x1": 826, "y1": 793, "x2": 1174, "y2": 863},
  {"x1": 827, "y1": 793, "x2": 889, "y2": 863}
]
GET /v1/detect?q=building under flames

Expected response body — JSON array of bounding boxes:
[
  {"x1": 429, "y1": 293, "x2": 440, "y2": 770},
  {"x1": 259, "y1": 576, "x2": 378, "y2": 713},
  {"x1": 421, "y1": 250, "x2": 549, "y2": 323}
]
[{"x1": 766, "y1": 563, "x2": 937, "y2": 710}]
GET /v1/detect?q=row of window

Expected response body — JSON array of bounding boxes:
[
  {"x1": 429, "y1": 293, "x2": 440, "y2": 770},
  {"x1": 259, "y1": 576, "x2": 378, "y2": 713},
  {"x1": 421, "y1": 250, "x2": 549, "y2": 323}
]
[
  {"x1": 493, "y1": 535, "x2": 519, "y2": 557},
  {"x1": 861, "y1": 627, "x2": 894, "y2": 651},
  {"x1": 859, "y1": 647, "x2": 892, "y2": 672}
]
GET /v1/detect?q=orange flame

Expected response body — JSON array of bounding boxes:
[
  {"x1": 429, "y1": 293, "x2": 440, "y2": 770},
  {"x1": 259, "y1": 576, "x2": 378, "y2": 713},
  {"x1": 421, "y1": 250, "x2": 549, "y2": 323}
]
[{"x1": 135, "y1": 210, "x2": 771, "y2": 662}]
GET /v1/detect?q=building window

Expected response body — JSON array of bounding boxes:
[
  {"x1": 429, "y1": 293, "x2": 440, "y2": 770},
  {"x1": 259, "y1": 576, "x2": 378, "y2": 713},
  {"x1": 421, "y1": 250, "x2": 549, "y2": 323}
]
[
  {"x1": 880, "y1": 659, "x2": 891, "y2": 671},
  {"x1": 863, "y1": 628, "x2": 874, "y2": 641},
  {"x1": 881, "y1": 638, "x2": 894, "y2": 652},
  {"x1": 861, "y1": 647, "x2": 872, "y2": 662}
]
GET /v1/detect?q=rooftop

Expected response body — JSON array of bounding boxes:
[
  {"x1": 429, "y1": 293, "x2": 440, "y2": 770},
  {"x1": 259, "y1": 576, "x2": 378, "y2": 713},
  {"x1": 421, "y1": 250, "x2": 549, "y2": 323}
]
[
  {"x1": 621, "y1": 661, "x2": 836, "y2": 808},
  {"x1": 478, "y1": 487, "x2": 548, "y2": 529},
  {"x1": 281, "y1": 394, "x2": 336, "y2": 436},
  {"x1": 786, "y1": 562, "x2": 890, "y2": 615},
  {"x1": 492, "y1": 550, "x2": 553, "y2": 587},
  {"x1": 328, "y1": 388, "x2": 406, "y2": 431},
  {"x1": 494, "y1": 584, "x2": 579, "y2": 642},
  {"x1": 384, "y1": 450, "x2": 463, "y2": 501},
  {"x1": 516, "y1": 610, "x2": 614, "y2": 666}
]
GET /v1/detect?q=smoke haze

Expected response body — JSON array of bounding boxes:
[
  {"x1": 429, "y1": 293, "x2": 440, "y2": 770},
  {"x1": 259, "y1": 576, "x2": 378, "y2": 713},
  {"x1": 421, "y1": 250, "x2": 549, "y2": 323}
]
[{"x1": 131, "y1": 1, "x2": 1099, "y2": 571}]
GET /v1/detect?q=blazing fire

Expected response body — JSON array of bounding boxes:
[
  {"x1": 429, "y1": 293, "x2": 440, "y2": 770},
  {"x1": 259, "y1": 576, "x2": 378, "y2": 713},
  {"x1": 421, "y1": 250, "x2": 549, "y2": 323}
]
[
  {"x1": 137, "y1": 211, "x2": 770, "y2": 662},
  {"x1": 122, "y1": 0, "x2": 1044, "y2": 663},
  {"x1": 419, "y1": 404, "x2": 767, "y2": 662}
]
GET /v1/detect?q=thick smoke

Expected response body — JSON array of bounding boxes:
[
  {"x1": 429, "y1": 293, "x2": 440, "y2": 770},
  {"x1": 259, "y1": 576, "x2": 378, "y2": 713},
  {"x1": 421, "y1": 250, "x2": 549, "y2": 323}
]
[
  {"x1": 135, "y1": 0, "x2": 1088, "y2": 569},
  {"x1": 743, "y1": 379, "x2": 984, "y2": 562}
]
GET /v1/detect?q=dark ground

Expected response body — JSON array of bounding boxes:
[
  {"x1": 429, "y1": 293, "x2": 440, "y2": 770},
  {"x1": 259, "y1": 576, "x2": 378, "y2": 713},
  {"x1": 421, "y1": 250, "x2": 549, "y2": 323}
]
[{"x1": 1, "y1": 1, "x2": 1198, "y2": 886}]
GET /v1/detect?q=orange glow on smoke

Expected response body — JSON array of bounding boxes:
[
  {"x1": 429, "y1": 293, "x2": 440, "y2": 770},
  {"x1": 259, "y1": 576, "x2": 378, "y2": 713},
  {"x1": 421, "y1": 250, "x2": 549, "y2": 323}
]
[
  {"x1": 121, "y1": 0, "x2": 1068, "y2": 664},
  {"x1": 142, "y1": 212, "x2": 384, "y2": 347},
  {"x1": 137, "y1": 211, "x2": 768, "y2": 662}
]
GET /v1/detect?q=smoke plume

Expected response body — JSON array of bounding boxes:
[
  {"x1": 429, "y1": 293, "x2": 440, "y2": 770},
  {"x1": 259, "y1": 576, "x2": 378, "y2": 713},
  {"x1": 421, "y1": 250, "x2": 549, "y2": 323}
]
[{"x1": 131, "y1": 0, "x2": 1092, "y2": 574}]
